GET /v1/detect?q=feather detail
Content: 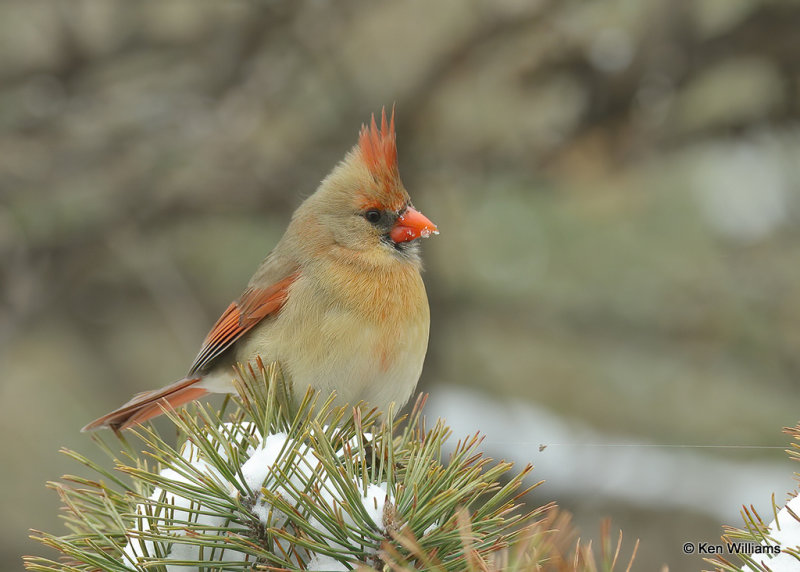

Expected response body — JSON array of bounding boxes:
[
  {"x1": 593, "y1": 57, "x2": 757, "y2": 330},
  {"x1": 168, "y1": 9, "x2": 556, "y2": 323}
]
[
  {"x1": 189, "y1": 272, "x2": 298, "y2": 375},
  {"x1": 81, "y1": 377, "x2": 206, "y2": 432},
  {"x1": 353, "y1": 107, "x2": 410, "y2": 215},
  {"x1": 358, "y1": 106, "x2": 397, "y2": 178}
]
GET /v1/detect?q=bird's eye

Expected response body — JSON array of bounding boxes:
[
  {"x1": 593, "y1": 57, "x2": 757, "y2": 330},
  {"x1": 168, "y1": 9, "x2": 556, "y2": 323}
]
[{"x1": 364, "y1": 209, "x2": 382, "y2": 224}]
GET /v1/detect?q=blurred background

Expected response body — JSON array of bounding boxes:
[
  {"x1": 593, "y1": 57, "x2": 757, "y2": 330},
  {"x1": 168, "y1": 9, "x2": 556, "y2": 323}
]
[{"x1": 2, "y1": 0, "x2": 800, "y2": 569}]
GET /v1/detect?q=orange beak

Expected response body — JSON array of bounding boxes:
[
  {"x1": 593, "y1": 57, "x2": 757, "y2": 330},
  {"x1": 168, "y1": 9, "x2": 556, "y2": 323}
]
[{"x1": 390, "y1": 206, "x2": 438, "y2": 243}]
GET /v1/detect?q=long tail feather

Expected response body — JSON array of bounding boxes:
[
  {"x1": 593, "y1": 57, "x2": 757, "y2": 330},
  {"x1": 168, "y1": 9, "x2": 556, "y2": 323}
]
[{"x1": 82, "y1": 377, "x2": 207, "y2": 432}]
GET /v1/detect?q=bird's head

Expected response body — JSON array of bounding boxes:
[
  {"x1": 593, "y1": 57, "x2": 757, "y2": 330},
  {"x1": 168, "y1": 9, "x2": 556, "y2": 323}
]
[{"x1": 299, "y1": 108, "x2": 438, "y2": 268}]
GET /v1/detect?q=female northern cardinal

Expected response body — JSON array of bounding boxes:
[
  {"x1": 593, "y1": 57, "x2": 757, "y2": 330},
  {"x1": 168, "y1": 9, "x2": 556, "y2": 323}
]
[{"x1": 83, "y1": 109, "x2": 437, "y2": 431}]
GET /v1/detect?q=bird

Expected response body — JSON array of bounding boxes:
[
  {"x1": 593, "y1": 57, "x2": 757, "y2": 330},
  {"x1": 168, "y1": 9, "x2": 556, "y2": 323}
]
[{"x1": 83, "y1": 108, "x2": 438, "y2": 432}]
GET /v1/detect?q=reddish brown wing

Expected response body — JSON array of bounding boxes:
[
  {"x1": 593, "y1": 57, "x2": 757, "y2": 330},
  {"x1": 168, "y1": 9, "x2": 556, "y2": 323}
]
[{"x1": 188, "y1": 272, "x2": 298, "y2": 375}]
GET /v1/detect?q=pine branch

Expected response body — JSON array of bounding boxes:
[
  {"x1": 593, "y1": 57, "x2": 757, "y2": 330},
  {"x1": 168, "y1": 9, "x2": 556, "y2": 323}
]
[{"x1": 24, "y1": 360, "x2": 637, "y2": 571}]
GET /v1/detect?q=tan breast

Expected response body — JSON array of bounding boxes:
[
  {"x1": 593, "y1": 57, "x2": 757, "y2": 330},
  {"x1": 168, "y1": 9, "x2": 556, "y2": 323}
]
[{"x1": 233, "y1": 260, "x2": 430, "y2": 411}]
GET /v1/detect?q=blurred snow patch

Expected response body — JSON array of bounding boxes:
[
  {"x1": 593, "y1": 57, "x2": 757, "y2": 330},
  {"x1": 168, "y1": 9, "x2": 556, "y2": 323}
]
[
  {"x1": 691, "y1": 141, "x2": 789, "y2": 242},
  {"x1": 426, "y1": 384, "x2": 792, "y2": 522}
]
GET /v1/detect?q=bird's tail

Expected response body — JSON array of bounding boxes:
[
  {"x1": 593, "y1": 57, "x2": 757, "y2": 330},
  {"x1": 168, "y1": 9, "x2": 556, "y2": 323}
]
[{"x1": 81, "y1": 377, "x2": 207, "y2": 432}]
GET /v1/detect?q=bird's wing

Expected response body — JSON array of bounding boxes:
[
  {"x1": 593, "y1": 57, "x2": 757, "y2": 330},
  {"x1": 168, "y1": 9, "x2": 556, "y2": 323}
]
[{"x1": 188, "y1": 271, "x2": 299, "y2": 375}]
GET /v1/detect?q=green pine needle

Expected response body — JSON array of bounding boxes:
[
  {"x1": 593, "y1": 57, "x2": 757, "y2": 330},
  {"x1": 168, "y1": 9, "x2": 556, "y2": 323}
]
[{"x1": 25, "y1": 361, "x2": 551, "y2": 571}]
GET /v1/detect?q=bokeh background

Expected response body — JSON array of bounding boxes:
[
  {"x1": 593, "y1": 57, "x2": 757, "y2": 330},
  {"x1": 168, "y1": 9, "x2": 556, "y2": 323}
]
[{"x1": 3, "y1": 0, "x2": 800, "y2": 569}]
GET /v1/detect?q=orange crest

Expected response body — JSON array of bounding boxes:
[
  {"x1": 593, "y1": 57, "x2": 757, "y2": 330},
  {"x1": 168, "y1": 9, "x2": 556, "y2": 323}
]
[{"x1": 358, "y1": 107, "x2": 398, "y2": 180}]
